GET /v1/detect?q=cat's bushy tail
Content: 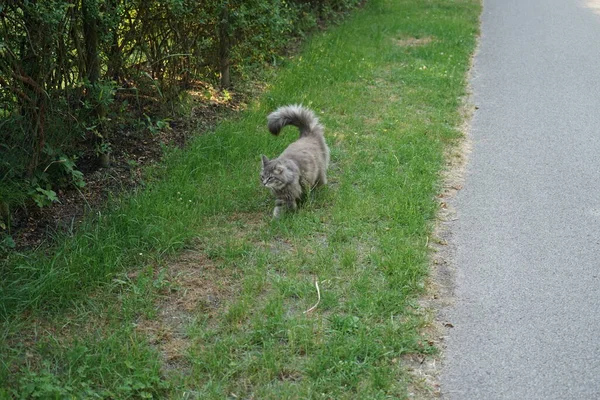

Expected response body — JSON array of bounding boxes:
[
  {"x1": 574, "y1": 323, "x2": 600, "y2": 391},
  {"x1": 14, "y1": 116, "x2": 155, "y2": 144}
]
[{"x1": 267, "y1": 105, "x2": 324, "y2": 138}]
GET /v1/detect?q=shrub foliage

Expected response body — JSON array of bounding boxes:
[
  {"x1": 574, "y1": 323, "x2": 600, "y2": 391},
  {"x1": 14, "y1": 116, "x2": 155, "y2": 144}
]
[{"x1": 0, "y1": 0, "x2": 361, "y2": 239}]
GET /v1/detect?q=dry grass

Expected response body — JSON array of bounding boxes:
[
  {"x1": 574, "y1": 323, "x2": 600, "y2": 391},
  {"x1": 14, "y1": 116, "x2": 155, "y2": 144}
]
[
  {"x1": 135, "y1": 249, "x2": 241, "y2": 371},
  {"x1": 393, "y1": 36, "x2": 435, "y2": 47},
  {"x1": 412, "y1": 77, "x2": 479, "y2": 398}
]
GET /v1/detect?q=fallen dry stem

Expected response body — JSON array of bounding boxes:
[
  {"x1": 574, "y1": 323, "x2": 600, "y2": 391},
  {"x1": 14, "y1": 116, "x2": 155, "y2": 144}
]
[{"x1": 303, "y1": 278, "x2": 321, "y2": 314}]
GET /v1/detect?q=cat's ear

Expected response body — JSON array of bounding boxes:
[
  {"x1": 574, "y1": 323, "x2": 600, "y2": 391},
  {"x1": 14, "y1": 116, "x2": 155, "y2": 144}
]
[{"x1": 261, "y1": 155, "x2": 269, "y2": 166}]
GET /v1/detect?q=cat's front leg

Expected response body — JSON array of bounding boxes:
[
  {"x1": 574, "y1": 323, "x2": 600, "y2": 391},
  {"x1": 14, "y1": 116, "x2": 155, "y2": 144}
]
[
  {"x1": 273, "y1": 199, "x2": 297, "y2": 219},
  {"x1": 287, "y1": 200, "x2": 297, "y2": 212},
  {"x1": 273, "y1": 199, "x2": 285, "y2": 219}
]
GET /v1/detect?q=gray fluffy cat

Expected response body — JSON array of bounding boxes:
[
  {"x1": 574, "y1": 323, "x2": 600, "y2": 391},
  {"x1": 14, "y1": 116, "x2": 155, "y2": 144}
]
[{"x1": 261, "y1": 105, "x2": 330, "y2": 218}]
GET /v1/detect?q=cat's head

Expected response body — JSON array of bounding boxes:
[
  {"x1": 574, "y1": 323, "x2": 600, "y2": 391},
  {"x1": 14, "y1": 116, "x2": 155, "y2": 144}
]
[{"x1": 261, "y1": 155, "x2": 291, "y2": 190}]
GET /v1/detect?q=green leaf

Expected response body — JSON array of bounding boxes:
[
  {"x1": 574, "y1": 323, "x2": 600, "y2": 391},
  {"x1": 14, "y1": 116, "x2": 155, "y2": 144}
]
[
  {"x1": 1, "y1": 236, "x2": 15, "y2": 249},
  {"x1": 36, "y1": 187, "x2": 59, "y2": 203}
]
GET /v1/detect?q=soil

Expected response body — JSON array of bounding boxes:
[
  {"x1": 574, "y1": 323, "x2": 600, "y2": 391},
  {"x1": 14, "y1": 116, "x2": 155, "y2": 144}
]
[
  {"x1": 408, "y1": 91, "x2": 477, "y2": 398},
  {"x1": 7, "y1": 81, "x2": 249, "y2": 252},
  {"x1": 393, "y1": 36, "x2": 435, "y2": 47},
  {"x1": 133, "y1": 248, "x2": 240, "y2": 372}
]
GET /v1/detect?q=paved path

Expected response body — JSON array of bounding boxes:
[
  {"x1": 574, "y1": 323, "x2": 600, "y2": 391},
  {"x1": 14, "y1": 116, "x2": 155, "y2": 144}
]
[{"x1": 440, "y1": 0, "x2": 600, "y2": 398}]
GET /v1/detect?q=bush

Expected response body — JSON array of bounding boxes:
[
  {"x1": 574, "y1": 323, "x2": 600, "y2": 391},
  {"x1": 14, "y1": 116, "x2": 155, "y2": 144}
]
[{"x1": 0, "y1": 0, "x2": 363, "y2": 245}]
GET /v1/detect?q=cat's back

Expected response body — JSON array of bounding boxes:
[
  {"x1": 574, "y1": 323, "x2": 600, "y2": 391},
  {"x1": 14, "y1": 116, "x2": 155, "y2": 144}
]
[{"x1": 282, "y1": 135, "x2": 327, "y2": 164}]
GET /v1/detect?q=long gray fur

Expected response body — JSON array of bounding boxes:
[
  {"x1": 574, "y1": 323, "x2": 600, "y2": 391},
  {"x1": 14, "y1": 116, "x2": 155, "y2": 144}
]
[
  {"x1": 261, "y1": 105, "x2": 330, "y2": 218},
  {"x1": 267, "y1": 104, "x2": 324, "y2": 138}
]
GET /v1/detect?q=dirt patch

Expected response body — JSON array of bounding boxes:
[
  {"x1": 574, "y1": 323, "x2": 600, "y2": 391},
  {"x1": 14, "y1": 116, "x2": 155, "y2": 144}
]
[
  {"x1": 135, "y1": 249, "x2": 239, "y2": 371},
  {"x1": 407, "y1": 134, "x2": 471, "y2": 398},
  {"x1": 227, "y1": 212, "x2": 267, "y2": 233},
  {"x1": 402, "y1": 351, "x2": 444, "y2": 399},
  {"x1": 5, "y1": 238, "x2": 246, "y2": 379},
  {"x1": 166, "y1": 250, "x2": 238, "y2": 315},
  {"x1": 7, "y1": 81, "x2": 249, "y2": 252},
  {"x1": 393, "y1": 36, "x2": 435, "y2": 47},
  {"x1": 407, "y1": 65, "x2": 477, "y2": 398}
]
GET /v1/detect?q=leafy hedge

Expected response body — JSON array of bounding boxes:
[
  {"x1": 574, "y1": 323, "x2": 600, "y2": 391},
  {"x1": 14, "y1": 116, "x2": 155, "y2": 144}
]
[{"x1": 0, "y1": 0, "x2": 362, "y2": 247}]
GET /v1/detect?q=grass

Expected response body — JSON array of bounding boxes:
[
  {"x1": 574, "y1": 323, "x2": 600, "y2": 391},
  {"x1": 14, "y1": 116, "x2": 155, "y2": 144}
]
[{"x1": 0, "y1": 0, "x2": 480, "y2": 398}]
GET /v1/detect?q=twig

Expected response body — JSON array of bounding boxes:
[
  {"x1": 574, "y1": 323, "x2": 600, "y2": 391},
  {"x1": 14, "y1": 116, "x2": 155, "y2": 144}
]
[
  {"x1": 303, "y1": 278, "x2": 321, "y2": 314},
  {"x1": 42, "y1": 159, "x2": 66, "y2": 173},
  {"x1": 74, "y1": 185, "x2": 92, "y2": 212}
]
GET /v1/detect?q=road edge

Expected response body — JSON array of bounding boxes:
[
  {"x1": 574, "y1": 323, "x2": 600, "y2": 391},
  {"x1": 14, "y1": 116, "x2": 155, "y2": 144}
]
[{"x1": 405, "y1": 22, "x2": 481, "y2": 399}]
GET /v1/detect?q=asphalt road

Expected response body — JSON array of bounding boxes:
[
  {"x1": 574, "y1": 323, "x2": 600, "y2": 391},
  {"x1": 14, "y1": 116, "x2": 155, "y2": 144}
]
[{"x1": 440, "y1": 0, "x2": 600, "y2": 398}]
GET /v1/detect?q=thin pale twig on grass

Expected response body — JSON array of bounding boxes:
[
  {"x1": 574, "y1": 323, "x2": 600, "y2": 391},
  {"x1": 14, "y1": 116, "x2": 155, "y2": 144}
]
[{"x1": 304, "y1": 278, "x2": 321, "y2": 314}]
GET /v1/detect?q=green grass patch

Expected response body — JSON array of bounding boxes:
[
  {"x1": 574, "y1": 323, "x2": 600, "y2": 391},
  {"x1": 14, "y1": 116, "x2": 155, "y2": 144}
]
[{"x1": 0, "y1": 0, "x2": 480, "y2": 397}]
